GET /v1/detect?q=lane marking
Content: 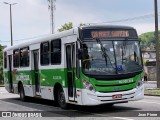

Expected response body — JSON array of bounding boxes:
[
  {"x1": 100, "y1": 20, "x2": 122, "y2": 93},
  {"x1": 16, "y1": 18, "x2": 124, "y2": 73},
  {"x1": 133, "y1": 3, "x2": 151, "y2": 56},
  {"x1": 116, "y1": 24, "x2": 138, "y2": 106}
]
[
  {"x1": 0, "y1": 92, "x2": 7, "y2": 94},
  {"x1": 23, "y1": 101, "x2": 134, "y2": 119},
  {"x1": 86, "y1": 113, "x2": 134, "y2": 120},
  {"x1": 24, "y1": 102, "x2": 135, "y2": 120},
  {"x1": 0, "y1": 94, "x2": 134, "y2": 119},
  {"x1": 93, "y1": 113, "x2": 134, "y2": 120},
  {"x1": 136, "y1": 100, "x2": 160, "y2": 105},
  {"x1": 114, "y1": 117, "x2": 134, "y2": 120},
  {"x1": 0, "y1": 100, "x2": 41, "y2": 111},
  {"x1": 71, "y1": 109, "x2": 134, "y2": 120}
]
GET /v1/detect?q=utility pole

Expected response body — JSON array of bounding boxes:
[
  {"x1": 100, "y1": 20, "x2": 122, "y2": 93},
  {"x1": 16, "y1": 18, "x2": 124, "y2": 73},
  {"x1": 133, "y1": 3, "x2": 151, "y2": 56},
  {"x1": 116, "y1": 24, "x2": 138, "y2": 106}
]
[
  {"x1": 48, "y1": 0, "x2": 56, "y2": 34},
  {"x1": 154, "y1": 0, "x2": 160, "y2": 88},
  {"x1": 4, "y1": 2, "x2": 17, "y2": 46}
]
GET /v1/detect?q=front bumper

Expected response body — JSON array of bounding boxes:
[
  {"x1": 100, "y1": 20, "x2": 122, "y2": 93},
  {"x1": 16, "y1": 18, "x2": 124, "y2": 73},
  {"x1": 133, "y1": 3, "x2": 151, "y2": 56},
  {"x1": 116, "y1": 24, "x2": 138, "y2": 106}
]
[{"x1": 81, "y1": 84, "x2": 144, "y2": 105}]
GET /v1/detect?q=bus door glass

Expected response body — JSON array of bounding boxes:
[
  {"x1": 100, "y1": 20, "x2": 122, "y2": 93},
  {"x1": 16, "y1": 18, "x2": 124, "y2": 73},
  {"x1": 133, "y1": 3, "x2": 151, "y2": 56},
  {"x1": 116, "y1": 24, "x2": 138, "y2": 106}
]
[
  {"x1": 8, "y1": 55, "x2": 13, "y2": 93},
  {"x1": 33, "y1": 50, "x2": 40, "y2": 95},
  {"x1": 66, "y1": 43, "x2": 76, "y2": 101}
]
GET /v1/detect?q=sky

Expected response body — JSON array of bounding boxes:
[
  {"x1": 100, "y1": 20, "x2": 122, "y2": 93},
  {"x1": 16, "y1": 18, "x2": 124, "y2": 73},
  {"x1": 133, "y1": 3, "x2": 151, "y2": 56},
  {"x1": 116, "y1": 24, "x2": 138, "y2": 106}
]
[{"x1": 0, "y1": 0, "x2": 159, "y2": 47}]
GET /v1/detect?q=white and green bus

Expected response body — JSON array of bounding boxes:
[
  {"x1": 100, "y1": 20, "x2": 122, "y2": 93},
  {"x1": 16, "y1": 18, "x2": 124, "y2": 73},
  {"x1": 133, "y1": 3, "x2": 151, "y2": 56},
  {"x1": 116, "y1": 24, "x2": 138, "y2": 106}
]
[{"x1": 3, "y1": 25, "x2": 144, "y2": 109}]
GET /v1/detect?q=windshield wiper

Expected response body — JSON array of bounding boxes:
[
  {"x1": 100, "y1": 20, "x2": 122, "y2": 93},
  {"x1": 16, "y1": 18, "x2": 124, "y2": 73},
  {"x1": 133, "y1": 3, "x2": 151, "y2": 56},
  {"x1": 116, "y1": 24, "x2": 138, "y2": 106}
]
[
  {"x1": 95, "y1": 38, "x2": 114, "y2": 68},
  {"x1": 121, "y1": 38, "x2": 127, "y2": 64}
]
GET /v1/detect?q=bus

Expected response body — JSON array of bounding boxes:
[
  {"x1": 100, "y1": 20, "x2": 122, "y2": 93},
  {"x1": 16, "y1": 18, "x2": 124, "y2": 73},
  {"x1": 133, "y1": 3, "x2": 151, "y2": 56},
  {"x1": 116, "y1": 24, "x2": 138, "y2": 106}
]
[{"x1": 3, "y1": 25, "x2": 144, "y2": 109}]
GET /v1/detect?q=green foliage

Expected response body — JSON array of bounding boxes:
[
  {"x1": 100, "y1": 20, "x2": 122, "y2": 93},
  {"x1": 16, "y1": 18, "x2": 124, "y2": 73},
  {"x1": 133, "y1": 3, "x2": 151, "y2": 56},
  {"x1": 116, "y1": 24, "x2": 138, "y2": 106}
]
[
  {"x1": 0, "y1": 44, "x2": 3, "y2": 65},
  {"x1": 58, "y1": 22, "x2": 73, "y2": 32},
  {"x1": 58, "y1": 22, "x2": 86, "y2": 32},
  {"x1": 139, "y1": 32, "x2": 155, "y2": 49},
  {"x1": 145, "y1": 88, "x2": 160, "y2": 95},
  {"x1": 80, "y1": 23, "x2": 85, "y2": 26},
  {"x1": 138, "y1": 31, "x2": 160, "y2": 50},
  {"x1": 0, "y1": 44, "x2": 3, "y2": 84}
]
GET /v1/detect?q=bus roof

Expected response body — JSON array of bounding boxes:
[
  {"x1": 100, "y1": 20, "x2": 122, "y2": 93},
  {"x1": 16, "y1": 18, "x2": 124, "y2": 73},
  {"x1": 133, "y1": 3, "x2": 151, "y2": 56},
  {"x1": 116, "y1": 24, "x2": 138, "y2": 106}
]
[
  {"x1": 4, "y1": 28, "x2": 77, "y2": 52},
  {"x1": 4, "y1": 25, "x2": 136, "y2": 52},
  {"x1": 80, "y1": 25, "x2": 135, "y2": 30}
]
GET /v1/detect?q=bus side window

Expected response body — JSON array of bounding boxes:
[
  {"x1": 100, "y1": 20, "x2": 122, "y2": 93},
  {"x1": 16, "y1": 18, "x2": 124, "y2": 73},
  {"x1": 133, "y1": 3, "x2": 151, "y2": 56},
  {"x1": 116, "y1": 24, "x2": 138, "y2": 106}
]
[
  {"x1": 13, "y1": 49, "x2": 20, "y2": 68},
  {"x1": 4, "y1": 52, "x2": 7, "y2": 69},
  {"x1": 41, "y1": 42, "x2": 50, "y2": 65},
  {"x1": 20, "y1": 47, "x2": 29, "y2": 67},
  {"x1": 51, "y1": 39, "x2": 61, "y2": 65}
]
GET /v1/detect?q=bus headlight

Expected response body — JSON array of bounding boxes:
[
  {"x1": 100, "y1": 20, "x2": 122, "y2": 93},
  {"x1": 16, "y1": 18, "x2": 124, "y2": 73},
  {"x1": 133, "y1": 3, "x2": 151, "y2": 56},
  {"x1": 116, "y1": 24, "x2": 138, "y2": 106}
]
[
  {"x1": 137, "y1": 79, "x2": 143, "y2": 88},
  {"x1": 82, "y1": 79, "x2": 95, "y2": 92}
]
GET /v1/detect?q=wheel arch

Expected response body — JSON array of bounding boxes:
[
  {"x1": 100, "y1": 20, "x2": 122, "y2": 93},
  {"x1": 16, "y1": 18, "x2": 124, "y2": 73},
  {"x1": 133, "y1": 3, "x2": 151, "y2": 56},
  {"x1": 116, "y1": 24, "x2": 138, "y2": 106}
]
[
  {"x1": 53, "y1": 82, "x2": 63, "y2": 101},
  {"x1": 18, "y1": 81, "x2": 23, "y2": 94}
]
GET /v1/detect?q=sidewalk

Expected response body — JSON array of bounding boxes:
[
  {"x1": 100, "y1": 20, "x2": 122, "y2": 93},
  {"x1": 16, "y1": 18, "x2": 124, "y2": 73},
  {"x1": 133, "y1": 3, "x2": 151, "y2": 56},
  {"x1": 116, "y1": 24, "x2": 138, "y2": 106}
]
[
  {"x1": 144, "y1": 81, "x2": 157, "y2": 89},
  {"x1": 0, "y1": 84, "x2": 4, "y2": 87},
  {"x1": 144, "y1": 81, "x2": 160, "y2": 96}
]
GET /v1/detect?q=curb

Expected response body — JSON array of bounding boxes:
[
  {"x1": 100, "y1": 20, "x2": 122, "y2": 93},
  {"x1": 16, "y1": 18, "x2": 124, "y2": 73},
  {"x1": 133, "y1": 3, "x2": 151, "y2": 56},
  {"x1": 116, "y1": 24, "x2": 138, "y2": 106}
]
[{"x1": 144, "y1": 94, "x2": 160, "y2": 97}]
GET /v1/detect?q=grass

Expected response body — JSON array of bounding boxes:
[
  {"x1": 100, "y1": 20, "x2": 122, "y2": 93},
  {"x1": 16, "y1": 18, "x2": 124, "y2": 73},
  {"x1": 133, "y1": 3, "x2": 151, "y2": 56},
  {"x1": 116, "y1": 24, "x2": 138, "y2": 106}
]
[
  {"x1": 0, "y1": 83, "x2": 4, "y2": 87},
  {"x1": 145, "y1": 88, "x2": 160, "y2": 96}
]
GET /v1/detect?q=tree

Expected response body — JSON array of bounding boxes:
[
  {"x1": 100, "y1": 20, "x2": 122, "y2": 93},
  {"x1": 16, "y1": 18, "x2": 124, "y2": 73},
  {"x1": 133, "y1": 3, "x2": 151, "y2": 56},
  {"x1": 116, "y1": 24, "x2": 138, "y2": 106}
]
[
  {"x1": 0, "y1": 44, "x2": 3, "y2": 84},
  {"x1": 58, "y1": 22, "x2": 73, "y2": 32},
  {"x1": 58, "y1": 22, "x2": 86, "y2": 32},
  {"x1": 80, "y1": 23, "x2": 85, "y2": 27},
  {"x1": 139, "y1": 31, "x2": 159, "y2": 50}
]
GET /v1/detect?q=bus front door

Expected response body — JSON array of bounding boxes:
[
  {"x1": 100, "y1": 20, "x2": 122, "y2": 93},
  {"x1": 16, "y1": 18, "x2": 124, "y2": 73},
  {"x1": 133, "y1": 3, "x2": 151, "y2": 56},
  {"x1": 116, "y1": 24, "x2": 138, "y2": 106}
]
[
  {"x1": 33, "y1": 50, "x2": 40, "y2": 96},
  {"x1": 8, "y1": 55, "x2": 13, "y2": 93},
  {"x1": 66, "y1": 43, "x2": 77, "y2": 102}
]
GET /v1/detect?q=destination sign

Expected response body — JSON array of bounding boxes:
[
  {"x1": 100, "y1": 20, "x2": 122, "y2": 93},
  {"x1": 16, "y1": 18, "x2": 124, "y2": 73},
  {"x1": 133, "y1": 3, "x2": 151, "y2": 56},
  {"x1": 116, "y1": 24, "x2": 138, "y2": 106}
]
[
  {"x1": 91, "y1": 31, "x2": 129, "y2": 38},
  {"x1": 81, "y1": 29, "x2": 138, "y2": 39}
]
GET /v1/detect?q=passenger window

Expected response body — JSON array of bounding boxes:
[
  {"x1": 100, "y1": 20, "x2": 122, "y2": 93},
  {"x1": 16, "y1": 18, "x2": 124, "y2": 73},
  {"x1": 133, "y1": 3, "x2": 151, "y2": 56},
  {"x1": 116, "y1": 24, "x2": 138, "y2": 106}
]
[
  {"x1": 41, "y1": 42, "x2": 50, "y2": 65},
  {"x1": 51, "y1": 39, "x2": 61, "y2": 64},
  {"x1": 13, "y1": 49, "x2": 20, "y2": 68},
  {"x1": 20, "y1": 47, "x2": 29, "y2": 67}
]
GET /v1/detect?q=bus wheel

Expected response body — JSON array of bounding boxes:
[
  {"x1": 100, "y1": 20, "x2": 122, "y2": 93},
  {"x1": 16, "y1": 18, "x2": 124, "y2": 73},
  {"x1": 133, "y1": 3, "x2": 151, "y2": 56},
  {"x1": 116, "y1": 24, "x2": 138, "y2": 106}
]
[
  {"x1": 58, "y1": 88, "x2": 68, "y2": 109},
  {"x1": 107, "y1": 103, "x2": 114, "y2": 107},
  {"x1": 19, "y1": 84, "x2": 26, "y2": 101}
]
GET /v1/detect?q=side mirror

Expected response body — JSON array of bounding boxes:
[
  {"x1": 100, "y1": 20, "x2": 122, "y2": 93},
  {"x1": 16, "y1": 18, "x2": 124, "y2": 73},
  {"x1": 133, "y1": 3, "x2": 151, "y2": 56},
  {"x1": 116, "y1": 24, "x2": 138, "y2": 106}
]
[{"x1": 78, "y1": 49, "x2": 83, "y2": 60}]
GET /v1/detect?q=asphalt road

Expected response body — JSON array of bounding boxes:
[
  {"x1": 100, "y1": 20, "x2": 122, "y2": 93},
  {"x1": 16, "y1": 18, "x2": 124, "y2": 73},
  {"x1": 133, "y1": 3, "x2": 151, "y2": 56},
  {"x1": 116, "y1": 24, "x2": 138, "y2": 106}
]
[{"x1": 0, "y1": 87, "x2": 160, "y2": 120}]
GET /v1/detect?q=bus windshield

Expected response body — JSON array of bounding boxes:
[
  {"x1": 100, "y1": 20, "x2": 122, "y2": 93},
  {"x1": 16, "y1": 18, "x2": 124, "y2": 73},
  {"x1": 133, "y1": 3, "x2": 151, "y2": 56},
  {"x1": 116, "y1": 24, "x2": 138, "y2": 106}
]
[{"x1": 82, "y1": 40, "x2": 142, "y2": 75}]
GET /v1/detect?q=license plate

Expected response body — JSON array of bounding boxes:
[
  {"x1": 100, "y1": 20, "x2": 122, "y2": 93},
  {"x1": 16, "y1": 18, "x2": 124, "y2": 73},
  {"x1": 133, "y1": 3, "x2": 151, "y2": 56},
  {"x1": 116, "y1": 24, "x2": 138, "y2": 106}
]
[{"x1": 112, "y1": 94, "x2": 122, "y2": 99}]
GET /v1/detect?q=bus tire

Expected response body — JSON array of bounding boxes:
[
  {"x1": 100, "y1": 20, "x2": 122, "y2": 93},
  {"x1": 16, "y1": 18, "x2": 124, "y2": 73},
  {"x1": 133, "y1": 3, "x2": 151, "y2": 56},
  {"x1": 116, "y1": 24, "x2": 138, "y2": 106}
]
[
  {"x1": 107, "y1": 103, "x2": 114, "y2": 106},
  {"x1": 58, "y1": 88, "x2": 68, "y2": 109},
  {"x1": 19, "y1": 84, "x2": 26, "y2": 101}
]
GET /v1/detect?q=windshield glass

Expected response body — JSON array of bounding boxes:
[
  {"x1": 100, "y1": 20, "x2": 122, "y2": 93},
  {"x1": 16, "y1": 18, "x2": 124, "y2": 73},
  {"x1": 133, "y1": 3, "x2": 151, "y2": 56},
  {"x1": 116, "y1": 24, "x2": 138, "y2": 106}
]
[
  {"x1": 82, "y1": 40, "x2": 142, "y2": 75},
  {"x1": 114, "y1": 41, "x2": 142, "y2": 74}
]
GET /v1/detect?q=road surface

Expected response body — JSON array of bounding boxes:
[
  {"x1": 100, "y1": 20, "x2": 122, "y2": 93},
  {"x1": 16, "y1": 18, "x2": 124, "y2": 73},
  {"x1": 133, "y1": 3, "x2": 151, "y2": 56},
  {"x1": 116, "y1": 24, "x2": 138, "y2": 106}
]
[{"x1": 0, "y1": 87, "x2": 160, "y2": 120}]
